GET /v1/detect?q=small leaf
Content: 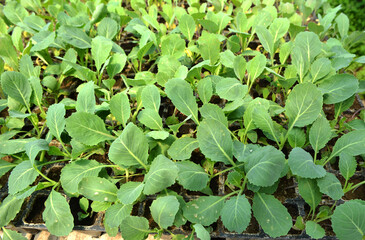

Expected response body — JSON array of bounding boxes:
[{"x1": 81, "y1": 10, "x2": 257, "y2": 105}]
[
  {"x1": 105, "y1": 203, "x2": 133, "y2": 228},
  {"x1": 197, "y1": 77, "x2": 213, "y2": 105},
  {"x1": 109, "y1": 92, "x2": 131, "y2": 127},
  {"x1": 98, "y1": 17, "x2": 119, "y2": 39},
  {"x1": 120, "y1": 216, "x2": 149, "y2": 240},
  {"x1": 107, "y1": 53, "x2": 127, "y2": 78},
  {"x1": 76, "y1": 81, "x2": 95, "y2": 114},
  {"x1": 78, "y1": 176, "x2": 118, "y2": 202},
  {"x1": 58, "y1": 25, "x2": 91, "y2": 49},
  {"x1": 91, "y1": 36, "x2": 113, "y2": 73},
  {"x1": 150, "y1": 196, "x2": 180, "y2": 228},
  {"x1": 331, "y1": 130, "x2": 365, "y2": 158},
  {"x1": 319, "y1": 74, "x2": 358, "y2": 104},
  {"x1": 335, "y1": 13, "x2": 349, "y2": 39},
  {"x1": 200, "y1": 103, "x2": 228, "y2": 127},
  {"x1": 176, "y1": 161, "x2": 209, "y2": 191},
  {"x1": 0, "y1": 138, "x2": 36, "y2": 155},
  {"x1": 25, "y1": 139, "x2": 49, "y2": 165},
  {"x1": 216, "y1": 78, "x2": 248, "y2": 101},
  {"x1": 221, "y1": 195, "x2": 251, "y2": 233},
  {"x1": 288, "y1": 148, "x2": 326, "y2": 179},
  {"x1": 161, "y1": 34, "x2": 185, "y2": 59},
  {"x1": 0, "y1": 160, "x2": 16, "y2": 178},
  {"x1": 141, "y1": 85, "x2": 160, "y2": 112},
  {"x1": 198, "y1": 31, "x2": 220, "y2": 65},
  {"x1": 179, "y1": 14, "x2": 195, "y2": 41},
  {"x1": 269, "y1": 18, "x2": 290, "y2": 44},
  {"x1": 168, "y1": 138, "x2": 199, "y2": 161},
  {"x1": 117, "y1": 182, "x2": 144, "y2": 205},
  {"x1": 252, "y1": 106, "x2": 281, "y2": 145},
  {"x1": 193, "y1": 224, "x2": 210, "y2": 240},
  {"x1": 3, "y1": 1, "x2": 28, "y2": 24},
  {"x1": 339, "y1": 153, "x2": 357, "y2": 181},
  {"x1": 297, "y1": 178, "x2": 322, "y2": 210},
  {"x1": 247, "y1": 53, "x2": 266, "y2": 82},
  {"x1": 43, "y1": 190, "x2": 74, "y2": 236},
  {"x1": 137, "y1": 109, "x2": 163, "y2": 130},
  {"x1": 233, "y1": 55, "x2": 246, "y2": 82},
  {"x1": 8, "y1": 160, "x2": 39, "y2": 195},
  {"x1": 310, "y1": 58, "x2": 332, "y2": 83},
  {"x1": 316, "y1": 173, "x2": 343, "y2": 200},
  {"x1": 256, "y1": 26, "x2": 274, "y2": 56},
  {"x1": 1, "y1": 71, "x2": 31, "y2": 107},
  {"x1": 288, "y1": 128, "x2": 306, "y2": 148},
  {"x1": 309, "y1": 116, "x2": 332, "y2": 154},
  {"x1": 0, "y1": 35, "x2": 19, "y2": 70},
  {"x1": 2, "y1": 228, "x2": 27, "y2": 240},
  {"x1": 306, "y1": 221, "x2": 325, "y2": 239},
  {"x1": 0, "y1": 194, "x2": 25, "y2": 228}
]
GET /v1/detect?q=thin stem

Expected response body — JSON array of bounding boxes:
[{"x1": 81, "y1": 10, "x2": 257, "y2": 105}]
[
  {"x1": 211, "y1": 163, "x2": 245, "y2": 178},
  {"x1": 344, "y1": 180, "x2": 365, "y2": 193}
]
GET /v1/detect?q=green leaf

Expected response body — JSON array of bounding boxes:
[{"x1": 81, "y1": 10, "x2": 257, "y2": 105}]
[
  {"x1": 292, "y1": 32, "x2": 321, "y2": 64},
  {"x1": 137, "y1": 109, "x2": 163, "y2": 130},
  {"x1": 233, "y1": 55, "x2": 246, "y2": 82},
  {"x1": 143, "y1": 155, "x2": 178, "y2": 195},
  {"x1": 58, "y1": 26, "x2": 91, "y2": 49},
  {"x1": 245, "y1": 146, "x2": 285, "y2": 187},
  {"x1": 256, "y1": 26, "x2": 274, "y2": 56},
  {"x1": 288, "y1": 127, "x2": 306, "y2": 148},
  {"x1": 269, "y1": 18, "x2": 290, "y2": 44},
  {"x1": 306, "y1": 221, "x2": 325, "y2": 239},
  {"x1": 221, "y1": 195, "x2": 251, "y2": 233},
  {"x1": 183, "y1": 196, "x2": 224, "y2": 226},
  {"x1": 220, "y1": 50, "x2": 235, "y2": 68},
  {"x1": 46, "y1": 103, "x2": 66, "y2": 140},
  {"x1": 339, "y1": 153, "x2": 357, "y2": 181},
  {"x1": 60, "y1": 159, "x2": 103, "y2": 195},
  {"x1": 107, "y1": 53, "x2": 127, "y2": 78},
  {"x1": 31, "y1": 31, "x2": 55, "y2": 52},
  {"x1": 0, "y1": 194, "x2": 25, "y2": 228},
  {"x1": 168, "y1": 138, "x2": 199, "y2": 161},
  {"x1": 200, "y1": 103, "x2": 228, "y2": 127},
  {"x1": 165, "y1": 78, "x2": 199, "y2": 124},
  {"x1": 91, "y1": 36, "x2": 113, "y2": 72},
  {"x1": 316, "y1": 173, "x2": 343, "y2": 200},
  {"x1": 108, "y1": 123, "x2": 148, "y2": 169},
  {"x1": 285, "y1": 83, "x2": 323, "y2": 127},
  {"x1": 176, "y1": 161, "x2": 209, "y2": 191},
  {"x1": 297, "y1": 178, "x2": 322, "y2": 210},
  {"x1": 319, "y1": 74, "x2": 359, "y2": 104},
  {"x1": 252, "y1": 106, "x2": 281, "y2": 145},
  {"x1": 3, "y1": 1, "x2": 28, "y2": 24},
  {"x1": 0, "y1": 138, "x2": 36, "y2": 155},
  {"x1": 309, "y1": 116, "x2": 332, "y2": 154},
  {"x1": 109, "y1": 92, "x2": 131, "y2": 127},
  {"x1": 247, "y1": 53, "x2": 266, "y2": 82},
  {"x1": 8, "y1": 160, "x2": 39, "y2": 195},
  {"x1": 2, "y1": 228, "x2": 27, "y2": 240},
  {"x1": 161, "y1": 34, "x2": 185, "y2": 59},
  {"x1": 98, "y1": 17, "x2": 119, "y2": 39},
  {"x1": 193, "y1": 224, "x2": 210, "y2": 240},
  {"x1": 120, "y1": 216, "x2": 149, "y2": 240},
  {"x1": 252, "y1": 193, "x2": 292, "y2": 238},
  {"x1": 79, "y1": 176, "x2": 118, "y2": 202},
  {"x1": 1, "y1": 71, "x2": 31, "y2": 107},
  {"x1": 141, "y1": 85, "x2": 160, "y2": 112},
  {"x1": 76, "y1": 81, "x2": 95, "y2": 114},
  {"x1": 288, "y1": 148, "x2": 326, "y2": 179},
  {"x1": 65, "y1": 112, "x2": 114, "y2": 146},
  {"x1": 179, "y1": 14, "x2": 195, "y2": 41},
  {"x1": 25, "y1": 139, "x2": 49, "y2": 165},
  {"x1": 310, "y1": 58, "x2": 332, "y2": 83},
  {"x1": 0, "y1": 159, "x2": 16, "y2": 178},
  {"x1": 198, "y1": 31, "x2": 220, "y2": 65},
  {"x1": 0, "y1": 35, "x2": 19, "y2": 71},
  {"x1": 279, "y1": 41, "x2": 293, "y2": 64},
  {"x1": 197, "y1": 77, "x2": 213, "y2": 105},
  {"x1": 150, "y1": 196, "x2": 180, "y2": 229},
  {"x1": 105, "y1": 203, "x2": 133, "y2": 228},
  {"x1": 335, "y1": 13, "x2": 349, "y2": 39},
  {"x1": 332, "y1": 200, "x2": 365, "y2": 240},
  {"x1": 29, "y1": 77, "x2": 43, "y2": 108},
  {"x1": 216, "y1": 78, "x2": 248, "y2": 101},
  {"x1": 117, "y1": 182, "x2": 144, "y2": 205},
  {"x1": 331, "y1": 130, "x2": 365, "y2": 158},
  {"x1": 197, "y1": 119, "x2": 233, "y2": 165},
  {"x1": 43, "y1": 190, "x2": 74, "y2": 236}
]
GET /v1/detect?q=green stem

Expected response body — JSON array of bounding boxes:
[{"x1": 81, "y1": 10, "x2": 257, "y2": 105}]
[
  {"x1": 211, "y1": 163, "x2": 245, "y2": 179},
  {"x1": 38, "y1": 159, "x2": 71, "y2": 167},
  {"x1": 344, "y1": 180, "x2": 365, "y2": 193}
]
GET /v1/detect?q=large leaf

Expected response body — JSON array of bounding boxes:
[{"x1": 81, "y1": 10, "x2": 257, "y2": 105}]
[
  {"x1": 58, "y1": 25, "x2": 91, "y2": 49},
  {"x1": 0, "y1": 35, "x2": 19, "y2": 70},
  {"x1": 306, "y1": 221, "x2": 325, "y2": 239},
  {"x1": 137, "y1": 109, "x2": 163, "y2": 130},
  {"x1": 183, "y1": 196, "x2": 224, "y2": 226},
  {"x1": 43, "y1": 190, "x2": 74, "y2": 236},
  {"x1": 107, "y1": 53, "x2": 127, "y2": 78},
  {"x1": 3, "y1": 1, "x2": 28, "y2": 24},
  {"x1": 310, "y1": 58, "x2": 332, "y2": 83},
  {"x1": 78, "y1": 176, "x2": 118, "y2": 202},
  {"x1": 252, "y1": 106, "x2": 281, "y2": 145},
  {"x1": 292, "y1": 31, "x2": 321, "y2": 63},
  {"x1": 252, "y1": 193, "x2": 292, "y2": 238},
  {"x1": 165, "y1": 78, "x2": 199, "y2": 124},
  {"x1": 285, "y1": 83, "x2": 323, "y2": 127},
  {"x1": 161, "y1": 34, "x2": 185, "y2": 59},
  {"x1": 143, "y1": 155, "x2": 178, "y2": 195},
  {"x1": 0, "y1": 138, "x2": 36, "y2": 155},
  {"x1": 108, "y1": 123, "x2": 148, "y2": 169},
  {"x1": 117, "y1": 182, "x2": 144, "y2": 205},
  {"x1": 176, "y1": 161, "x2": 209, "y2": 191},
  {"x1": 200, "y1": 103, "x2": 228, "y2": 126},
  {"x1": 65, "y1": 112, "x2": 114, "y2": 146},
  {"x1": 1, "y1": 71, "x2": 31, "y2": 107},
  {"x1": 25, "y1": 139, "x2": 49, "y2": 165},
  {"x1": 76, "y1": 81, "x2": 95, "y2": 114},
  {"x1": 120, "y1": 216, "x2": 149, "y2": 240},
  {"x1": 109, "y1": 92, "x2": 131, "y2": 127},
  {"x1": 216, "y1": 78, "x2": 248, "y2": 101},
  {"x1": 245, "y1": 146, "x2": 285, "y2": 187},
  {"x1": 0, "y1": 194, "x2": 25, "y2": 228},
  {"x1": 197, "y1": 119, "x2": 234, "y2": 165},
  {"x1": 309, "y1": 116, "x2": 332, "y2": 154},
  {"x1": 168, "y1": 137, "x2": 199, "y2": 161},
  {"x1": 332, "y1": 200, "x2": 365, "y2": 240},
  {"x1": 247, "y1": 53, "x2": 266, "y2": 82},
  {"x1": 256, "y1": 26, "x2": 274, "y2": 56},
  {"x1": 197, "y1": 31, "x2": 220, "y2": 65},
  {"x1": 46, "y1": 104, "x2": 66, "y2": 141},
  {"x1": 316, "y1": 173, "x2": 343, "y2": 200},
  {"x1": 179, "y1": 14, "x2": 195, "y2": 41},
  {"x1": 331, "y1": 130, "x2": 365, "y2": 158},
  {"x1": 297, "y1": 178, "x2": 322, "y2": 210},
  {"x1": 91, "y1": 36, "x2": 113, "y2": 72},
  {"x1": 60, "y1": 159, "x2": 104, "y2": 195},
  {"x1": 269, "y1": 18, "x2": 290, "y2": 44},
  {"x1": 98, "y1": 17, "x2": 119, "y2": 39},
  {"x1": 8, "y1": 160, "x2": 39, "y2": 195},
  {"x1": 150, "y1": 196, "x2": 180, "y2": 228},
  {"x1": 221, "y1": 195, "x2": 251, "y2": 233},
  {"x1": 319, "y1": 74, "x2": 359, "y2": 104},
  {"x1": 104, "y1": 203, "x2": 133, "y2": 228},
  {"x1": 141, "y1": 85, "x2": 160, "y2": 112},
  {"x1": 288, "y1": 148, "x2": 326, "y2": 179}
]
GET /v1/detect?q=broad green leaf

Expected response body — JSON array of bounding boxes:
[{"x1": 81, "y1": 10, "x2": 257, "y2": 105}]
[
  {"x1": 60, "y1": 159, "x2": 103, "y2": 195},
  {"x1": 31, "y1": 31, "x2": 55, "y2": 52},
  {"x1": 252, "y1": 106, "x2": 281, "y2": 145},
  {"x1": 221, "y1": 195, "x2": 251, "y2": 233},
  {"x1": 46, "y1": 103, "x2": 66, "y2": 140},
  {"x1": 104, "y1": 203, "x2": 133, "y2": 228},
  {"x1": 109, "y1": 92, "x2": 131, "y2": 127},
  {"x1": 288, "y1": 127, "x2": 306, "y2": 148},
  {"x1": 252, "y1": 193, "x2": 292, "y2": 238},
  {"x1": 65, "y1": 112, "x2": 114, "y2": 146},
  {"x1": 306, "y1": 221, "x2": 325, "y2": 239},
  {"x1": 339, "y1": 153, "x2": 357, "y2": 181},
  {"x1": 29, "y1": 77, "x2": 43, "y2": 108},
  {"x1": 98, "y1": 17, "x2": 119, "y2": 39},
  {"x1": 0, "y1": 159, "x2": 16, "y2": 178},
  {"x1": 161, "y1": 34, "x2": 185, "y2": 59},
  {"x1": 76, "y1": 81, "x2": 95, "y2": 113},
  {"x1": 117, "y1": 182, "x2": 144, "y2": 205},
  {"x1": 200, "y1": 103, "x2": 228, "y2": 127},
  {"x1": 269, "y1": 18, "x2": 290, "y2": 44},
  {"x1": 331, "y1": 130, "x2": 365, "y2": 158},
  {"x1": 1, "y1": 71, "x2": 31, "y2": 107},
  {"x1": 8, "y1": 160, "x2": 39, "y2": 195},
  {"x1": 310, "y1": 58, "x2": 332, "y2": 83},
  {"x1": 220, "y1": 50, "x2": 235, "y2": 68},
  {"x1": 0, "y1": 195, "x2": 25, "y2": 228},
  {"x1": 179, "y1": 14, "x2": 195, "y2": 41},
  {"x1": 288, "y1": 148, "x2": 326, "y2": 179},
  {"x1": 198, "y1": 31, "x2": 220, "y2": 65},
  {"x1": 193, "y1": 224, "x2": 210, "y2": 240},
  {"x1": 58, "y1": 26, "x2": 91, "y2": 49},
  {"x1": 146, "y1": 131, "x2": 169, "y2": 140},
  {"x1": 137, "y1": 109, "x2": 163, "y2": 130},
  {"x1": 0, "y1": 138, "x2": 36, "y2": 155},
  {"x1": 183, "y1": 196, "x2": 224, "y2": 226},
  {"x1": 25, "y1": 139, "x2": 49, "y2": 165},
  {"x1": 285, "y1": 83, "x2": 323, "y2": 127},
  {"x1": 227, "y1": 171, "x2": 243, "y2": 187},
  {"x1": 143, "y1": 155, "x2": 178, "y2": 195},
  {"x1": 216, "y1": 78, "x2": 248, "y2": 101},
  {"x1": 319, "y1": 74, "x2": 359, "y2": 104},
  {"x1": 165, "y1": 78, "x2": 199, "y2": 124},
  {"x1": 108, "y1": 123, "x2": 148, "y2": 169},
  {"x1": 256, "y1": 26, "x2": 274, "y2": 56},
  {"x1": 247, "y1": 53, "x2": 266, "y2": 82},
  {"x1": 245, "y1": 146, "x2": 285, "y2": 187},
  {"x1": 316, "y1": 173, "x2": 343, "y2": 200},
  {"x1": 335, "y1": 13, "x2": 349, "y2": 39},
  {"x1": 141, "y1": 85, "x2": 160, "y2": 112},
  {"x1": 79, "y1": 176, "x2": 118, "y2": 202},
  {"x1": 151, "y1": 196, "x2": 180, "y2": 228},
  {"x1": 2, "y1": 228, "x2": 27, "y2": 240},
  {"x1": 19, "y1": 54, "x2": 36, "y2": 78},
  {"x1": 176, "y1": 161, "x2": 209, "y2": 191},
  {"x1": 297, "y1": 178, "x2": 322, "y2": 210},
  {"x1": 233, "y1": 55, "x2": 246, "y2": 82},
  {"x1": 292, "y1": 32, "x2": 321, "y2": 64},
  {"x1": 279, "y1": 41, "x2": 293, "y2": 64},
  {"x1": 91, "y1": 36, "x2": 113, "y2": 73},
  {"x1": 107, "y1": 53, "x2": 127, "y2": 78},
  {"x1": 120, "y1": 216, "x2": 149, "y2": 240},
  {"x1": 197, "y1": 119, "x2": 233, "y2": 165},
  {"x1": 43, "y1": 190, "x2": 74, "y2": 236},
  {"x1": 309, "y1": 116, "x2": 332, "y2": 154},
  {"x1": 332, "y1": 200, "x2": 365, "y2": 240},
  {"x1": 3, "y1": 1, "x2": 28, "y2": 24},
  {"x1": 0, "y1": 35, "x2": 19, "y2": 70},
  {"x1": 197, "y1": 77, "x2": 213, "y2": 105},
  {"x1": 168, "y1": 138, "x2": 199, "y2": 161}
]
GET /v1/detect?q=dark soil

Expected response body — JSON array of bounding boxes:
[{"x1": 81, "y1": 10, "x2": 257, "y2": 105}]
[
  {"x1": 25, "y1": 195, "x2": 47, "y2": 223},
  {"x1": 69, "y1": 197, "x2": 98, "y2": 226},
  {"x1": 274, "y1": 177, "x2": 297, "y2": 202}
]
